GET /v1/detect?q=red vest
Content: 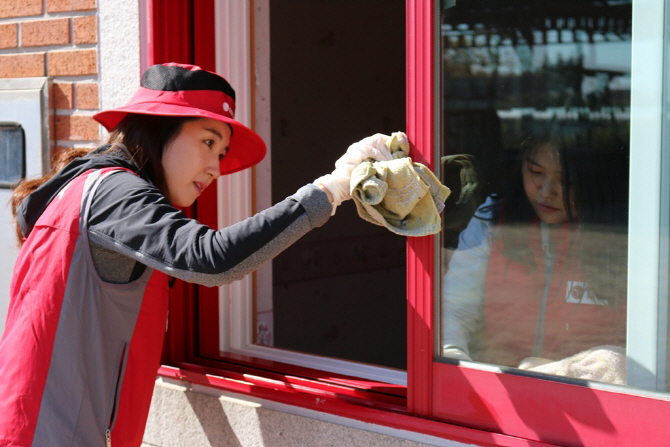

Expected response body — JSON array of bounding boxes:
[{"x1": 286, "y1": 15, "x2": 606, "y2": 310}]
[
  {"x1": 0, "y1": 168, "x2": 169, "y2": 447},
  {"x1": 475, "y1": 222, "x2": 626, "y2": 367}
]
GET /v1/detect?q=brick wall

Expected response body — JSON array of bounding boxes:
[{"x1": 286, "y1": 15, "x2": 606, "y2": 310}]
[{"x1": 0, "y1": 0, "x2": 100, "y2": 162}]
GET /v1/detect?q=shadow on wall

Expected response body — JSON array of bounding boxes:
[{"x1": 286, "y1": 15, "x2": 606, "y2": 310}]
[{"x1": 143, "y1": 383, "x2": 444, "y2": 447}]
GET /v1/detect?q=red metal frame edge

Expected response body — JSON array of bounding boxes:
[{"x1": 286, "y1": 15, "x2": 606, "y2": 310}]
[
  {"x1": 432, "y1": 361, "x2": 670, "y2": 446},
  {"x1": 145, "y1": 0, "x2": 217, "y2": 366},
  {"x1": 146, "y1": 0, "x2": 193, "y2": 66},
  {"x1": 192, "y1": 0, "x2": 222, "y2": 363},
  {"x1": 405, "y1": 0, "x2": 436, "y2": 417}
]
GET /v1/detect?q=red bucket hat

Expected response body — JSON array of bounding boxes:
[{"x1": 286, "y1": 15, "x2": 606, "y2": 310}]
[{"x1": 93, "y1": 63, "x2": 267, "y2": 175}]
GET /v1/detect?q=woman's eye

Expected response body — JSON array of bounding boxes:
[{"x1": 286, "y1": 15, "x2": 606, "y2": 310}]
[
  {"x1": 528, "y1": 166, "x2": 542, "y2": 176},
  {"x1": 204, "y1": 139, "x2": 214, "y2": 147}
]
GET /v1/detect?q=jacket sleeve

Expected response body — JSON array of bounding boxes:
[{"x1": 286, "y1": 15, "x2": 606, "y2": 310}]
[
  {"x1": 87, "y1": 171, "x2": 332, "y2": 287},
  {"x1": 441, "y1": 197, "x2": 496, "y2": 357}
]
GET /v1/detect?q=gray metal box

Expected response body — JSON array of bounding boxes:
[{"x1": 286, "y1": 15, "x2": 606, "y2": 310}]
[{"x1": 0, "y1": 77, "x2": 52, "y2": 337}]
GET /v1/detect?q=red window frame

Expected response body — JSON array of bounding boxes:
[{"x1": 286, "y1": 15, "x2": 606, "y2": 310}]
[
  {"x1": 147, "y1": 0, "x2": 411, "y2": 407},
  {"x1": 405, "y1": 0, "x2": 437, "y2": 418},
  {"x1": 144, "y1": 0, "x2": 218, "y2": 368},
  {"x1": 426, "y1": 2, "x2": 670, "y2": 446},
  {"x1": 144, "y1": 1, "x2": 670, "y2": 446}
]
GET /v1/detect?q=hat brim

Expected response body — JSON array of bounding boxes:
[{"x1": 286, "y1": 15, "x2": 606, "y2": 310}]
[{"x1": 93, "y1": 103, "x2": 267, "y2": 175}]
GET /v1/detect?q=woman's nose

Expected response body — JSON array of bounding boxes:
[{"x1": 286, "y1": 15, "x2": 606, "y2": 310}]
[
  {"x1": 540, "y1": 177, "x2": 560, "y2": 197},
  {"x1": 206, "y1": 158, "x2": 221, "y2": 180}
]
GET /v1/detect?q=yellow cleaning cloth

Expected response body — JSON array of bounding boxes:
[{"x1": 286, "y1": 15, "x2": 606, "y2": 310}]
[{"x1": 350, "y1": 132, "x2": 450, "y2": 237}]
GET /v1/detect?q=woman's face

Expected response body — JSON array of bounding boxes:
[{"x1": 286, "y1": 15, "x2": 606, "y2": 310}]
[
  {"x1": 162, "y1": 117, "x2": 232, "y2": 207},
  {"x1": 522, "y1": 143, "x2": 572, "y2": 224}
]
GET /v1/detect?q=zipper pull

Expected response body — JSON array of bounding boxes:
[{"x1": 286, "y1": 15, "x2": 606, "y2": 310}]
[{"x1": 106, "y1": 429, "x2": 112, "y2": 447}]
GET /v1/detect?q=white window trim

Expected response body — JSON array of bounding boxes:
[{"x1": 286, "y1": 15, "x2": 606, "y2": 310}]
[
  {"x1": 627, "y1": 0, "x2": 667, "y2": 390},
  {"x1": 214, "y1": 0, "x2": 406, "y2": 386}
]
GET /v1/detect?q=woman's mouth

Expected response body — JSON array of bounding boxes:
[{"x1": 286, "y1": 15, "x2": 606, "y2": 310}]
[
  {"x1": 536, "y1": 202, "x2": 559, "y2": 213},
  {"x1": 194, "y1": 181, "x2": 204, "y2": 193}
]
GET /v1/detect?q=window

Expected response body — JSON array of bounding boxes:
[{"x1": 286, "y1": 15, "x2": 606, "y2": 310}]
[
  {"x1": 432, "y1": 0, "x2": 670, "y2": 444},
  {"x1": 195, "y1": 0, "x2": 408, "y2": 385},
  {"x1": 0, "y1": 123, "x2": 25, "y2": 188},
  {"x1": 439, "y1": 0, "x2": 631, "y2": 382},
  {"x1": 157, "y1": 1, "x2": 670, "y2": 445}
]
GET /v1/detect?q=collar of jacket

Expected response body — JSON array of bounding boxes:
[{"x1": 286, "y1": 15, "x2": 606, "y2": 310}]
[{"x1": 16, "y1": 144, "x2": 149, "y2": 240}]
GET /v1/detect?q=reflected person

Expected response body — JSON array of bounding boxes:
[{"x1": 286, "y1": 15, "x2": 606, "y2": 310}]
[{"x1": 442, "y1": 122, "x2": 628, "y2": 383}]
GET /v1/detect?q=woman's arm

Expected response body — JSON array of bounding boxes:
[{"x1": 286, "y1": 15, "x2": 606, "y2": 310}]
[
  {"x1": 442, "y1": 199, "x2": 496, "y2": 359},
  {"x1": 87, "y1": 171, "x2": 332, "y2": 287}
]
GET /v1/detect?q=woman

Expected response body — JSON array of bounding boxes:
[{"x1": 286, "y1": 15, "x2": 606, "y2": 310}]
[
  {"x1": 442, "y1": 121, "x2": 628, "y2": 378},
  {"x1": 0, "y1": 62, "x2": 394, "y2": 446}
]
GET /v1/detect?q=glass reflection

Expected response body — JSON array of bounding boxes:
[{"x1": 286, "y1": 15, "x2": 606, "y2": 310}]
[{"x1": 439, "y1": 0, "x2": 631, "y2": 385}]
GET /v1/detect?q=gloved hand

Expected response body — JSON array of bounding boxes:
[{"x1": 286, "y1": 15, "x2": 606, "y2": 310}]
[{"x1": 314, "y1": 133, "x2": 400, "y2": 215}]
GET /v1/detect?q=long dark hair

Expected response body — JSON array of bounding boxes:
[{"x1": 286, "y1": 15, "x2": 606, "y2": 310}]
[
  {"x1": 11, "y1": 114, "x2": 196, "y2": 245},
  {"x1": 493, "y1": 118, "x2": 629, "y2": 306}
]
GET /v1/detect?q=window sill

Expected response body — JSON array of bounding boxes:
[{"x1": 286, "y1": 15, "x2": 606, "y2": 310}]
[{"x1": 157, "y1": 365, "x2": 560, "y2": 447}]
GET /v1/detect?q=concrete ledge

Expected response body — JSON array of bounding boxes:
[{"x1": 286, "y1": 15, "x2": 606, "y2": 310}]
[{"x1": 142, "y1": 379, "x2": 467, "y2": 447}]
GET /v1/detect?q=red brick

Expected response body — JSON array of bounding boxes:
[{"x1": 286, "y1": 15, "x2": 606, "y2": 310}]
[
  {"x1": 21, "y1": 18, "x2": 70, "y2": 47},
  {"x1": 46, "y1": 0, "x2": 96, "y2": 13},
  {"x1": 75, "y1": 82, "x2": 98, "y2": 109},
  {"x1": 49, "y1": 114, "x2": 56, "y2": 139},
  {"x1": 0, "y1": 0, "x2": 42, "y2": 19},
  {"x1": 48, "y1": 48, "x2": 97, "y2": 76},
  {"x1": 54, "y1": 82, "x2": 74, "y2": 109},
  {"x1": 0, "y1": 23, "x2": 18, "y2": 49},
  {"x1": 0, "y1": 53, "x2": 45, "y2": 77},
  {"x1": 73, "y1": 15, "x2": 97, "y2": 44},
  {"x1": 55, "y1": 114, "x2": 100, "y2": 141}
]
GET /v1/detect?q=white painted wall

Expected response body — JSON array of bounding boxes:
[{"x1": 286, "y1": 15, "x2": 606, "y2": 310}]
[{"x1": 98, "y1": 0, "x2": 142, "y2": 137}]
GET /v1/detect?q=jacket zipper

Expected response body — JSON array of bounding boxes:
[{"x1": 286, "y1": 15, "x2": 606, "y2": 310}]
[{"x1": 107, "y1": 342, "x2": 129, "y2": 447}]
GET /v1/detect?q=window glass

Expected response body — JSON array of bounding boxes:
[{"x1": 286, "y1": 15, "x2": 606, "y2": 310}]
[
  {"x1": 0, "y1": 123, "x2": 25, "y2": 188},
  {"x1": 439, "y1": 0, "x2": 636, "y2": 387},
  {"x1": 253, "y1": 1, "x2": 407, "y2": 370}
]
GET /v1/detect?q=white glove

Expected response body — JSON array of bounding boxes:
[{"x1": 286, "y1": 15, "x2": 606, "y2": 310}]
[{"x1": 314, "y1": 133, "x2": 398, "y2": 215}]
